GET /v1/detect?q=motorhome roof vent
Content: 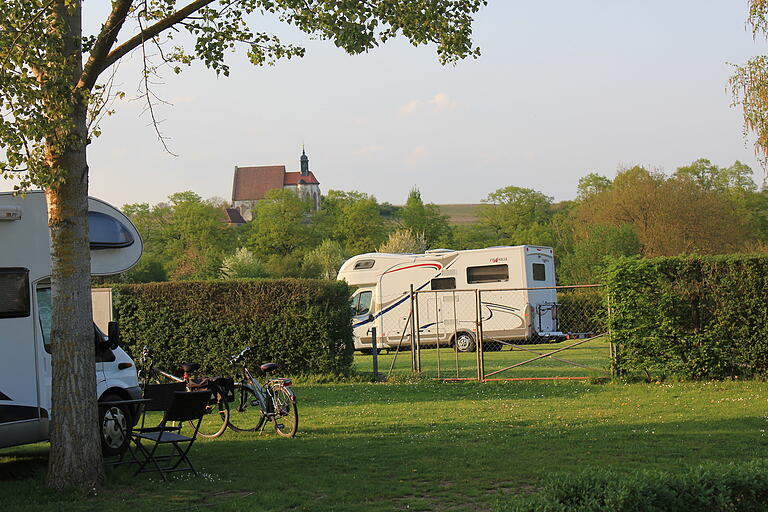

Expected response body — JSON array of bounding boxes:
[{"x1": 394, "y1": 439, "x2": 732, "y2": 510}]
[
  {"x1": 353, "y1": 259, "x2": 375, "y2": 270},
  {"x1": 0, "y1": 206, "x2": 22, "y2": 221},
  {"x1": 425, "y1": 248, "x2": 455, "y2": 254}
]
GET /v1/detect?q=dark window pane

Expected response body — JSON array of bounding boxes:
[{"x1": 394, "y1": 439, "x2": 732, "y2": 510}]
[
  {"x1": 466, "y1": 264, "x2": 509, "y2": 284},
  {"x1": 0, "y1": 268, "x2": 30, "y2": 318},
  {"x1": 431, "y1": 277, "x2": 456, "y2": 290},
  {"x1": 353, "y1": 259, "x2": 375, "y2": 270},
  {"x1": 532, "y1": 263, "x2": 546, "y2": 281},
  {"x1": 88, "y1": 211, "x2": 134, "y2": 249}
]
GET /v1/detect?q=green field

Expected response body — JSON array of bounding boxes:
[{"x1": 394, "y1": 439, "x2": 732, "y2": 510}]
[
  {"x1": 2, "y1": 373, "x2": 767, "y2": 511},
  {"x1": 435, "y1": 204, "x2": 482, "y2": 225}
]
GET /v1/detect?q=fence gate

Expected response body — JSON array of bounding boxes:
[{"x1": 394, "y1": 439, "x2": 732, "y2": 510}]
[{"x1": 399, "y1": 285, "x2": 613, "y2": 381}]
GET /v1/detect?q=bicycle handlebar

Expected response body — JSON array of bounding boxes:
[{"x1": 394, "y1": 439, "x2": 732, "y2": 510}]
[{"x1": 230, "y1": 345, "x2": 258, "y2": 365}]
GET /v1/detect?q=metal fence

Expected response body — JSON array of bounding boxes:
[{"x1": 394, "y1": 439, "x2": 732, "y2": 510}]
[{"x1": 361, "y1": 284, "x2": 614, "y2": 381}]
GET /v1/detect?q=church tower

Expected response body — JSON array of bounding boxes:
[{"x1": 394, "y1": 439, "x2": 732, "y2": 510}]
[{"x1": 300, "y1": 147, "x2": 309, "y2": 176}]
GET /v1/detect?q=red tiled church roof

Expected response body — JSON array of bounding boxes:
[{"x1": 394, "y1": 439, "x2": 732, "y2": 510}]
[
  {"x1": 283, "y1": 171, "x2": 320, "y2": 186},
  {"x1": 231, "y1": 165, "x2": 286, "y2": 202}
]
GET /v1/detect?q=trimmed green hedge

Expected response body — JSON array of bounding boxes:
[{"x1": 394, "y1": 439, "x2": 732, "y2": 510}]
[
  {"x1": 604, "y1": 255, "x2": 768, "y2": 379},
  {"x1": 557, "y1": 288, "x2": 607, "y2": 335},
  {"x1": 113, "y1": 279, "x2": 353, "y2": 377},
  {"x1": 499, "y1": 461, "x2": 768, "y2": 512}
]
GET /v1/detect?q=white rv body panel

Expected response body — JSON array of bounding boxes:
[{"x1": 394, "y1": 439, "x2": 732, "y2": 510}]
[
  {"x1": 0, "y1": 191, "x2": 143, "y2": 451},
  {"x1": 338, "y1": 246, "x2": 561, "y2": 352}
]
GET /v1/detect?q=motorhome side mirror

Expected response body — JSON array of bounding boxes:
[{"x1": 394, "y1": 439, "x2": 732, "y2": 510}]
[{"x1": 107, "y1": 321, "x2": 120, "y2": 349}]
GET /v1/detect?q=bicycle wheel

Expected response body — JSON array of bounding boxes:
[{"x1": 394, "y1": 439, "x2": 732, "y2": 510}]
[
  {"x1": 190, "y1": 391, "x2": 229, "y2": 438},
  {"x1": 228, "y1": 384, "x2": 266, "y2": 432},
  {"x1": 272, "y1": 387, "x2": 298, "y2": 438}
]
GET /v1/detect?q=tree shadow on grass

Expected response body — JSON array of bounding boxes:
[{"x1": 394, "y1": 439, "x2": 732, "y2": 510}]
[
  {"x1": 0, "y1": 445, "x2": 48, "y2": 481},
  {"x1": 1, "y1": 415, "x2": 767, "y2": 512}
]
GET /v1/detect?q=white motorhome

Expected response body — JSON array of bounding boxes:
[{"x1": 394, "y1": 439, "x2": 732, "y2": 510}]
[
  {"x1": 337, "y1": 246, "x2": 563, "y2": 353},
  {"x1": 0, "y1": 191, "x2": 142, "y2": 455}
]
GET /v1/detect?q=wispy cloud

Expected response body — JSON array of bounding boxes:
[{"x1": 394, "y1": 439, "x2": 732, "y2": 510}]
[
  {"x1": 428, "y1": 92, "x2": 457, "y2": 112},
  {"x1": 405, "y1": 145, "x2": 430, "y2": 167},
  {"x1": 171, "y1": 95, "x2": 196, "y2": 104},
  {"x1": 354, "y1": 145, "x2": 385, "y2": 155},
  {"x1": 399, "y1": 100, "x2": 421, "y2": 116},
  {"x1": 398, "y1": 93, "x2": 458, "y2": 116}
]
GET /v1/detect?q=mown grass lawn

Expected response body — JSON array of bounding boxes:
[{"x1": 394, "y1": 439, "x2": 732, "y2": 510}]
[
  {"x1": 2, "y1": 377, "x2": 767, "y2": 511},
  {"x1": 366, "y1": 337, "x2": 613, "y2": 379}
]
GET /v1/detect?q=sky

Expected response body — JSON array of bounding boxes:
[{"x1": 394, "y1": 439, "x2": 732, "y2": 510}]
[{"x1": 70, "y1": 1, "x2": 768, "y2": 208}]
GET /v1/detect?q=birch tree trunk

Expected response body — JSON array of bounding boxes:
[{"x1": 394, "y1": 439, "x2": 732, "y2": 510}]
[{"x1": 44, "y1": 1, "x2": 104, "y2": 490}]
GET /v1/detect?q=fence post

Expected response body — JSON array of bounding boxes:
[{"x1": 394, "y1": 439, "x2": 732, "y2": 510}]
[
  {"x1": 607, "y1": 290, "x2": 619, "y2": 378},
  {"x1": 414, "y1": 288, "x2": 422, "y2": 373},
  {"x1": 371, "y1": 327, "x2": 379, "y2": 381},
  {"x1": 475, "y1": 289, "x2": 484, "y2": 381},
  {"x1": 409, "y1": 284, "x2": 417, "y2": 373}
]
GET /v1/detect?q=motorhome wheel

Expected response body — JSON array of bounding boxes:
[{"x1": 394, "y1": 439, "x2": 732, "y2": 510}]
[
  {"x1": 454, "y1": 332, "x2": 476, "y2": 353},
  {"x1": 99, "y1": 394, "x2": 131, "y2": 457}
]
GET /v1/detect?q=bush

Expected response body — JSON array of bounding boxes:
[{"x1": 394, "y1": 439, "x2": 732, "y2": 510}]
[
  {"x1": 499, "y1": 461, "x2": 768, "y2": 512},
  {"x1": 604, "y1": 255, "x2": 768, "y2": 379},
  {"x1": 113, "y1": 279, "x2": 353, "y2": 377}
]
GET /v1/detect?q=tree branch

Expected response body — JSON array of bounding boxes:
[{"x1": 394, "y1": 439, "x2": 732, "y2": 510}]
[
  {"x1": 78, "y1": 0, "x2": 133, "y2": 91},
  {"x1": 99, "y1": 0, "x2": 217, "y2": 75}
]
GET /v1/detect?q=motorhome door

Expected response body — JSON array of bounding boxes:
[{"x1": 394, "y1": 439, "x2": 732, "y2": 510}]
[
  {"x1": 0, "y1": 268, "x2": 44, "y2": 447},
  {"x1": 524, "y1": 248, "x2": 558, "y2": 335}
]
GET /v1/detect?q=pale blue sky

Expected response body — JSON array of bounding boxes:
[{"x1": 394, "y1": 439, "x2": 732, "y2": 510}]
[{"x1": 79, "y1": 1, "x2": 765, "y2": 207}]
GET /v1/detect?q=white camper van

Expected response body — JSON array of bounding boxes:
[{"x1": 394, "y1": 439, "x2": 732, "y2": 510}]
[
  {"x1": 0, "y1": 191, "x2": 143, "y2": 456},
  {"x1": 337, "y1": 246, "x2": 563, "y2": 353}
]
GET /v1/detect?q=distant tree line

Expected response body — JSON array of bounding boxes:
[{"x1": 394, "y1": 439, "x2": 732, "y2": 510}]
[{"x1": 114, "y1": 158, "x2": 768, "y2": 285}]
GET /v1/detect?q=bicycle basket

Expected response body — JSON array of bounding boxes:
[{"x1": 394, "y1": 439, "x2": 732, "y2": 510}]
[{"x1": 214, "y1": 377, "x2": 235, "y2": 403}]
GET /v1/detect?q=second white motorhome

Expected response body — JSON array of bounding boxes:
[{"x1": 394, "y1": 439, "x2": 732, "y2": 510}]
[
  {"x1": 337, "y1": 246, "x2": 563, "y2": 353},
  {"x1": 0, "y1": 191, "x2": 143, "y2": 456}
]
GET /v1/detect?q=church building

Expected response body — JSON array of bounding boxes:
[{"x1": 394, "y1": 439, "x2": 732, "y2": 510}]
[{"x1": 231, "y1": 149, "x2": 321, "y2": 221}]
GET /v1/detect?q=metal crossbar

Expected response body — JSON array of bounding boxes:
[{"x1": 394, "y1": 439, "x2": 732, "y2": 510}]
[{"x1": 483, "y1": 334, "x2": 606, "y2": 378}]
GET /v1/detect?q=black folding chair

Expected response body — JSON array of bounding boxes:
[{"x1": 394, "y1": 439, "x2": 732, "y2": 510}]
[
  {"x1": 132, "y1": 391, "x2": 210, "y2": 480},
  {"x1": 136, "y1": 382, "x2": 187, "y2": 434}
]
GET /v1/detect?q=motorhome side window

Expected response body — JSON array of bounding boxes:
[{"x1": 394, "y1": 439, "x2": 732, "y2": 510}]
[
  {"x1": 36, "y1": 287, "x2": 52, "y2": 351},
  {"x1": 0, "y1": 268, "x2": 30, "y2": 318},
  {"x1": 532, "y1": 263, "x2": 546, "y2": 281},
  {"x1": 355, "y1": 291, "x2": 372, "y2": 316},
  {"x1": 88, "y1": 211, "x2": 134, "y2": 249},
  {"x1": 431, "y1": 277, "x2": 456, "y2": 290},
  {"x1": 466, "y1": 264, "x2": 509, "y2": 284}
]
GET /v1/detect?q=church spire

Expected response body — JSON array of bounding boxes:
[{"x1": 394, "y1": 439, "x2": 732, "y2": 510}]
[{"x1": 300, "y1": 146, "x2": 309, "y2": 176}]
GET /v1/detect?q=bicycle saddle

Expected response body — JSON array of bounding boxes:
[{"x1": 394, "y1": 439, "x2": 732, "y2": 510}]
[
  {"x1": 260, "y1": 362, "x2": 279, "y2": 373},
  {"x1": 179, "y1": 362, "x2": 200, "y2": 373}
]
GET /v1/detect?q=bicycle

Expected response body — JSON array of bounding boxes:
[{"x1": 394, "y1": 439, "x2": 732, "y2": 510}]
[
  {"x1": 227, "y1": 346, "x2": 298, "y2": 437},
  {"x1": 137, "y1": 347, "x2": 231, "y2": 438}
]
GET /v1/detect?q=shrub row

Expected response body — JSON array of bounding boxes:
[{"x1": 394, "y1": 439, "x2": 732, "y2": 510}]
[
  {"x1": 604, "y1": 254, "x2": 768, "y2": 379},
  {"x1": 113, "y1": 279, "x2": 353, "y2": 377},
  {"x1": 556, "y1": 287, "x2": 607, "y2": 335},
  {"x1": 500, "y1": 461, "x2": 768, "y2": 512}
]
